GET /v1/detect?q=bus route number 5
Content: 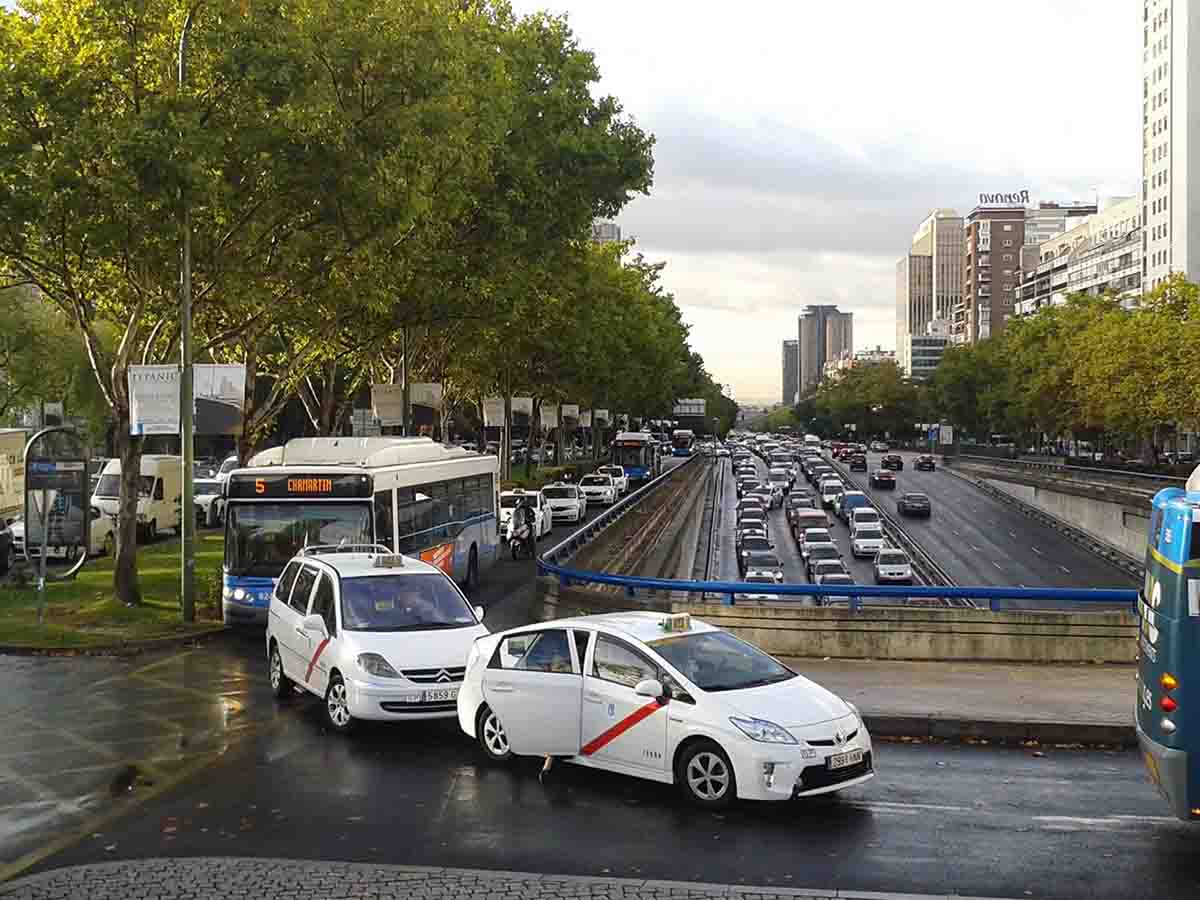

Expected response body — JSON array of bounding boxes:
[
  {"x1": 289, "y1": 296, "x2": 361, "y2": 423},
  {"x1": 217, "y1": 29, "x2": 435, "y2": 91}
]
[{"x1": 256, "y1": 478, "x2": 265, "y2": 494}]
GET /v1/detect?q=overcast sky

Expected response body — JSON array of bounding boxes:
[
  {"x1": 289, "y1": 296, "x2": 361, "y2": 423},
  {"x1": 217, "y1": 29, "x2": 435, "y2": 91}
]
[{"x1": 512, "y1": 0, "x2": 1141, "y2": 404}]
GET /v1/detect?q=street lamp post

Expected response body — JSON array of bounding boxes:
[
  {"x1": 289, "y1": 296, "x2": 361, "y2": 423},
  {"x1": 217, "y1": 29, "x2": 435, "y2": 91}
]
[{"x1": 178, "y1": 7, "x2": 198, "y2": 623}]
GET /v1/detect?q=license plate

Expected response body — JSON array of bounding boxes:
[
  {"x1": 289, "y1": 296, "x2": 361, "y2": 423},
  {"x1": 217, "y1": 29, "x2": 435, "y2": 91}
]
[
  {"x1": 828, "y1": 748, "x2": 864, "y2": 770},
  {"x1": 423, "y1": 687, "x2": 459, "y2": 703}
]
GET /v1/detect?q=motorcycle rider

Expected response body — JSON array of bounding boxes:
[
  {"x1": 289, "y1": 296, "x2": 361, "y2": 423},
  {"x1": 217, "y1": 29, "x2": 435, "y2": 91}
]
[{"x1": 506, "y1": 496, "x2": 537, "y2": 556}]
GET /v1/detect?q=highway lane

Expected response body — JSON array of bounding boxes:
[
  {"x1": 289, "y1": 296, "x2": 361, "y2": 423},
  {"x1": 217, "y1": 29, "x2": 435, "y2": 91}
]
[
  {"x1": 29, "y1": 662, "x2": 1200, "y2": 900},
  {"x1": 830, "y1": 450, "x2": 1138, "y2": 605}
]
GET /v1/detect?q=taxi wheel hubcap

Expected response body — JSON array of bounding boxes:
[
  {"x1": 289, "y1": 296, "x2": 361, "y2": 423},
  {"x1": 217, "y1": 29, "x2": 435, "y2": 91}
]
[
  {"x1": 270, "y1": 651, "x2": 281, "y2": 690},
  {"x1": 328, "y1": 682, "x2": 350, "y2": 727},
  {"x1": 687, "y1": 752, "x2": 729, "y2": 800},
  {"x1": 484, "y1": 713, "x2": 509, "y2": 756}
]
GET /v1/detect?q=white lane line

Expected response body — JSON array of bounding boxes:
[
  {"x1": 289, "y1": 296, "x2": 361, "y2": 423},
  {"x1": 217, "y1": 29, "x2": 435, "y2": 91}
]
[
  {"x1": 993, "y1": 561, "x2": 1003, "y2": 570},
  {"x1": 1032, "y1": 546, "x2": 1043, "y2": 555},
  {"x1": 1059, "y1": 565, "x2": 1071, "y2": 574},
  {"x1": 1009, "y1": 530, "x2": 1017, "y2": 539},
  {"x1": 970, "y1": 545, "x2": 982, "y2": 552},
  {"x1": 1017, "y1": 583, "x2": 1027, "y2": 588}
]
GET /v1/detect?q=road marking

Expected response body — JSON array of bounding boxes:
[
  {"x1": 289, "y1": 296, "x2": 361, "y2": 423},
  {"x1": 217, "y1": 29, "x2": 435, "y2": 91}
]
[
  {"x1": 1059, "y1": 565, "x2": 1071, "y2": 574},
  {"x1": 1009, "y1": 531, "x2": 1018, "y2": 539},
  {"x1": 971, "y1": 545, "x2": 982, "y2": 552},
  {"x1": 993, "y1": 561, "x2": 1003, "y2": 570},
  {"x1": 1032, "y1": 547, "x2": 1043, "y2": 555}
]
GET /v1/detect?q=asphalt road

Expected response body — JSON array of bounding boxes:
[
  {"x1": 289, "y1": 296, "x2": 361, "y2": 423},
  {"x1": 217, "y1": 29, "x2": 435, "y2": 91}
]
[
  {"x1": 24, "y1": 637, "x2": 1198, "y2": 900},
  {"x1": 831, "y1": 450, "x2": 1137, "y2": 606}
]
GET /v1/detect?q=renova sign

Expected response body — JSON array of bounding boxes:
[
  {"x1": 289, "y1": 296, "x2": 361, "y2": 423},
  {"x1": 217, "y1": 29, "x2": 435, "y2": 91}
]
[{"x1": 979, "y1": 190, "x2": 1030, "y2": 206}]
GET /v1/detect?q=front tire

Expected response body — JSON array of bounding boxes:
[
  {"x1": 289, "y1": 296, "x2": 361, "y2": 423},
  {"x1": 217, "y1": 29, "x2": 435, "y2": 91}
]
[
  {"x1": 102, "y1": 532, "x2": 116, "y2": 557},
  {"x1": 678, "y1": 741, "x2": 736, "y2": 810},
  {"x1": 477, "y1": 705, "x2": 513, "y2": 763},
  {"x1": 324, "y1": 672, "x2": 355, "y2": 734},
  {"x1": 269, "y1": 642, "x2": 293, "y2": 700},
  {"x1": 0, "y1": 542, "x2": 9, "y2": 575},
  {"x1": 148, "y1": 519, "x2": 158, "y2": 543}
]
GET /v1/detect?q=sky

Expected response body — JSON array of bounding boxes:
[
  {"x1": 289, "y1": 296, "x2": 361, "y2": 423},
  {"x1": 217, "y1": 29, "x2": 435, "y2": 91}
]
[{"x1": 512, "y1": 0, "x2": 1142, "y2": 405}]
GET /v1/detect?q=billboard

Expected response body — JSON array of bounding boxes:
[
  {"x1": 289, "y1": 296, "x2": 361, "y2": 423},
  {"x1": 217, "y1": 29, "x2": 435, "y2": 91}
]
[
  {"x1": 561, "y1": 404, "x2": 580, "y2": 421},
  {"x1": 511, "y1": 397, "x2": 533, "y2": 417},
  {"x1": 372, "y1": 384, "x2": 404, "y2": 426},
  {"x1": 128, "y1": 364, "x2": 245, "y2": 435},
  {"x1": 672, "y1": 398, "x2": 706, "y2": 417},
  {"x1": 482, "y1": 398, "x2": 505, "y2": 427},
  {"x1": 24, "y1": 458, "x2": 89, "y2": 549}
]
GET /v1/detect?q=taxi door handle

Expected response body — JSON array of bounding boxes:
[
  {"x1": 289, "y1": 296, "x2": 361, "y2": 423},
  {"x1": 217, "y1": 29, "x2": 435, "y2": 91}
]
[
  {"x1": 490, "y1": 682, "x2": 514, "y2": 693},
  {"x1": 584, "y1": 692, "x2": 602, "y2": 703}
]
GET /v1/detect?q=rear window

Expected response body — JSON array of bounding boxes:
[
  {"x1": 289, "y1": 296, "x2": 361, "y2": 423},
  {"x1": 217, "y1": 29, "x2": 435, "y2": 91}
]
[
  {"x1": 877, "y1": 551, "x2": 908, "y2": 565},
  {"x1": 542, "y1": 487, "x2": 576, "y2": 499},
  {"x1": 808, "y1": 545, "x2": 839, "y2": 561},
  {"x1": 856, "y1": 529, "x2": 883, "y2": 541},
  {"x1": 580, "y1": 476, "x2": 608, "y2": 486},
  {"x1": 745, "y1": 552, "x2": 781, "y2": 568},
  {"x1": 854, "y1": 511, "x2": 880, "y2": 522},
  {"x1": 803, "y1": 529, "x2": 830, "y2": 541}
]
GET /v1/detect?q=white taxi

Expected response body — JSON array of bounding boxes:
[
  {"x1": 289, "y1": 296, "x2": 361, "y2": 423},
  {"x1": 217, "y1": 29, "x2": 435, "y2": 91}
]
[
  {"x1": 499, "y1": 489, "x2": 552, "y2": 541},
  {"x1": 541, "y1": 483, "x2": 588, "y2": 523},
  {"x1": 266, "y1": 547, "x2": 488, "y2": 733},
  {"x1": 597, "y1": 465, "x2": 629, "y2": 496},
  {"x1": 457, "y1": 612, "x2": 873, "y2": 808},
  {"x1": 578, "y1": 473, "x2": 618, "y2": 506}
]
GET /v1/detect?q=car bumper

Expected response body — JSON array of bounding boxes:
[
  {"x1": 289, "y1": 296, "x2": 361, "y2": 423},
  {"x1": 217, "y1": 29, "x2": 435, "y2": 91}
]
[
  {"x1": 222, "y1": 601, "x2": 268, "y2": 626},
  {"x1": 730, "y1": 731, "x2": 875, "y2": 801},
  {"x1": 550, "y1": 506, "x2": 583, "y2": 521},
  {"x1": 344, "y1": 675, "x2": 462, "y2": 721},
  {"x1": 852, "y1": 545, "x2": 884, "y2": 558},
  {"x1": 1137, "y1": 723, "x2": 1194, "y2": 820},
  {"x1": 875, "y1": 572, "x2": 913, "y2": 584}
]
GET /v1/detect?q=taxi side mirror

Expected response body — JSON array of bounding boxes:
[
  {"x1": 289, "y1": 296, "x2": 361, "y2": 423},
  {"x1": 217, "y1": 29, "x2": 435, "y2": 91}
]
[
  {"x1": 474, "y1": 605, "x2": 485, "y2": 622},
  {"x1": 635, "y1": 678, "x2": 664, "y2": 699},
  {"x1": 301, "y1": 614, "x2": 327, "y2": 635}
]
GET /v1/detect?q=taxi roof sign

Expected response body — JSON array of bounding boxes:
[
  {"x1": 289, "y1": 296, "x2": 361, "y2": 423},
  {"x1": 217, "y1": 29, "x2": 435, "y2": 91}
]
[
  {"x1": 373, "y1": 553, "x2": 406, "y2": 568},
  {"x1": 659, "y1": 613, "x2": 691, "y2": 633}
]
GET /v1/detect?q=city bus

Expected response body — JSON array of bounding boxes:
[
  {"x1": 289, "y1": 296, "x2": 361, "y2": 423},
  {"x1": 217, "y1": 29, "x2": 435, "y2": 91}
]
[
  {"x1": 671, "y1": 429, "x2": 696, "y2": 458},
  {"x1": 220, "y1": 437, "x2": 499, "y2": 625},
  {"x1": 1138, "y1": 475, "x2": 1200, "y2": 820},
  {"x1": 611, "y1": 431, "x2": 661, "y2": 489}
]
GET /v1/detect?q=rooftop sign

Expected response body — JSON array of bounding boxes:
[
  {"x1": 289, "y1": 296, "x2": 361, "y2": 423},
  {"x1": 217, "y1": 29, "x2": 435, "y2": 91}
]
[{"x1": 979, "y1": 190, "x2": 1029, "y2": 206}]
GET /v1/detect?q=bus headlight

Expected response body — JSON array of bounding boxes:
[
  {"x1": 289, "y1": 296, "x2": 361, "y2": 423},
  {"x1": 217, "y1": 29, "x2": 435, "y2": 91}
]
[{"x1": 232, "y1": 588, "x2": 246, "y2": 602}]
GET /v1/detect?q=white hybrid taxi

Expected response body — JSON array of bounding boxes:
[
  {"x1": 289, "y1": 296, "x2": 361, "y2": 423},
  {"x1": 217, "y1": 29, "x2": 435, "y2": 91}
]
[
  {"x1": 457, "y1": 612, "x2": 873, "y2": 808},
  {"x1": 267, "y1": 547, "x2": 488, "y2": 733}
]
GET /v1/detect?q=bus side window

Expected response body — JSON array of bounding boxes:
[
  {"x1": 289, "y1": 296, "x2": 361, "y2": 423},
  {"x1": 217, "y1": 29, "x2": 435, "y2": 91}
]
[
  {"x1": 1190, "y1": 519, "x2": 1200, "y2": 562},
  {"x1": 1152, "y1": 508, "x2": 1166, "y2": 547},
  {"x1": 374, "y1": 490, "x2": 394, "y2": 551}
]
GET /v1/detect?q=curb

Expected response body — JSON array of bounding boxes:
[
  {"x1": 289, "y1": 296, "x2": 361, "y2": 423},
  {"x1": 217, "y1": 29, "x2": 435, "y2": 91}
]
[
  {"x1": 0, "y1": 856, "x2": 1031, "y2": 899},
  {"x1": 0, "y1": 625, "x2": 228, "y2": 658},
  {"x1": 864, "y1": 713, "x2": 1135, "y2": 748}
]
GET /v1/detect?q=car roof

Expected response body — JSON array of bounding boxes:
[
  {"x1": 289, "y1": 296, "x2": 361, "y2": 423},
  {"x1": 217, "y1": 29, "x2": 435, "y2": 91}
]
[
  {"x1": 296, "y1": 551, "x2": 444, "y2": 579},
  {"x1": 519, "y1": 611, "x2": 720, "y2": 644}
]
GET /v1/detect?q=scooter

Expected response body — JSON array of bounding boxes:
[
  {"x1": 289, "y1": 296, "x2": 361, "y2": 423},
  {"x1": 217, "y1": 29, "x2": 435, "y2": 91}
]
[{"x1": 510, "y1": 523, "x2": 534, "y2": 560}]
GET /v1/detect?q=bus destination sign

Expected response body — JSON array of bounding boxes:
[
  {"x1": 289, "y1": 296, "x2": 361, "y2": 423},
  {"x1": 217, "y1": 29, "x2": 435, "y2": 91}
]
[{"x1": 227, "y1": 472, "x2": 371, "y2": 500}]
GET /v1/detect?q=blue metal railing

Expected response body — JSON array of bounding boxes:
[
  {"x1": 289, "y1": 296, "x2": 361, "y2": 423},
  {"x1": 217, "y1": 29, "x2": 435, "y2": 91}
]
[{"x1": 535, "y1": 556, "x2": 1139, "y2": 613}]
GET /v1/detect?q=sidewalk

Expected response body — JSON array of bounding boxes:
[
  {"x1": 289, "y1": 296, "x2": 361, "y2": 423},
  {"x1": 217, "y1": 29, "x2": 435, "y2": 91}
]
[
  {"x1": 0, "y1": 857, "x2": 1025, "y2": 900},
  {"x1": 785, "y1": 656, "x2": 1135, "y2": 746}
]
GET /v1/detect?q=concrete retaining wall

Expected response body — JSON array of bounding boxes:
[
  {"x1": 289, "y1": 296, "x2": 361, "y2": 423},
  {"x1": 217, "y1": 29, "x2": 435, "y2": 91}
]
[{"x1": 669, "y1": 602, "x2": 1136, "y2": 664}]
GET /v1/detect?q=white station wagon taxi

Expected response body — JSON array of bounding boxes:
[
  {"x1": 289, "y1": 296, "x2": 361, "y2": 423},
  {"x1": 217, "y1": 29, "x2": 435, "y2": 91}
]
[
  {"x1": 267, "y1": 546, "x2": 488, "y2": 733},
  {"x1": 457, "y1": 612, "x2": 873, "y2": 808}
]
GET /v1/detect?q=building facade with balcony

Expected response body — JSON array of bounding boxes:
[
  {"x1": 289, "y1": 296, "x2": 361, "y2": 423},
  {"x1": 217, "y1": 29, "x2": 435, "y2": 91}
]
[{"x1": 960, "y1": 206, "x2": 1024, "y2": 343}]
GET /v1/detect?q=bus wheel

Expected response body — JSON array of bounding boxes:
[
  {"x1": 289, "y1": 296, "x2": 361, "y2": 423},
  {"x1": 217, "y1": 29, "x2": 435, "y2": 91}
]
[{"x1": 464, "y1": 546, "x2": 479, "y2": 595}]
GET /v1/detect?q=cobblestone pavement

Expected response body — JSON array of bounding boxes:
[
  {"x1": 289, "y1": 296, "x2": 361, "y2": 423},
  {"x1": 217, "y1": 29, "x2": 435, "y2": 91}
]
[{"x1": 0, "y1": 857, "x2": 1022, "y2": 899}]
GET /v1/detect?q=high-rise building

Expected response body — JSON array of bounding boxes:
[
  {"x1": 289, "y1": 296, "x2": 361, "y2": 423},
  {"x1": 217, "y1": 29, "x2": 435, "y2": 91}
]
[
  {"x1": 896, "y1": 254, "x2": 932, "y2": 374},
  {"x1": 903, "y1": 334, "x2": 950, "y2": 382},
  {"x1": 1023, "y1": 202, "x2": 1097, "y2": 247},
  {"x1": 962, "y1": 206, "x2": 1025, "y2": 342},
  {"x1": 781, "y1": 340, "x2": 799, "y2": 407},
  {"x1": 1143, "y1": 0, "x2": 1200, "y2": 290},
  {"x1": 798, "y1": 305, "x2": 853, "y2": 395},
  {"x1": 591, "y1": 221, "x2": 622, "y2": 243}
]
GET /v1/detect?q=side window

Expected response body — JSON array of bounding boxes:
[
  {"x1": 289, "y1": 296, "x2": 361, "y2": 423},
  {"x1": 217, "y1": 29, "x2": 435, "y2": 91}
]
[
  {"x1": 1152, "y1": 508, "x2": 1166, "y2": 547},
  {"x1": 374, "y1": 490, "x2": 394, "y2": 551},
  {"x1": 275, "y1": 561, "x2": 301, "y2": 604},
  {"x1": 573, "y1": 630, "x2": 591, "y2": 671},
  {"x1": 592, "y1": 636, "x2": 658, "y2": 689},
  {"x1": 289, "y1": 565, "x2": 317, "y2": 614},
  {"x1": 311, "y1": 573, "x2": 337, "y2": 636},
  {"x1": 490, "y1": 630, "x2": 575, "y2": 673},
  {"x1": 153, "y1": 478, "x2": 164, "y2": 501}
]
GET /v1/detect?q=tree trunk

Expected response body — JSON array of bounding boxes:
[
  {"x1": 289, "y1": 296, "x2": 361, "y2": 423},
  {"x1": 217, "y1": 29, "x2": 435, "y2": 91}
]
[
  {"x1": 113, "y1": 418, "x2": 143, "y2": 606},
  {"x1": 556, "y1": 405, "x2": 564, "y2": 470}
]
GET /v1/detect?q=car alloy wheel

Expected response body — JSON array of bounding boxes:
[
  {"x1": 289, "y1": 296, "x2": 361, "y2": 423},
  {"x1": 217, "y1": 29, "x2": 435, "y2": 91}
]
[
  {"x1": 681, "y1": 744, "x2": 734, "y2": 809},
  {"x1": 325, "y1": 673, "x2": 355, "y2": 733},
  {"x1": 478, "y1": 706, "x2": 513, "y2": 762},
  {"x1": 269, "y1": 643, "x2": 293, "y2": 699}
]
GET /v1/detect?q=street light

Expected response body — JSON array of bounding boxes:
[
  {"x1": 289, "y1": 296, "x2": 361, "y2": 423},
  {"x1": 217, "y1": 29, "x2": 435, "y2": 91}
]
[{"x1": 178, "y1": 5, "x2": 200, "y2": 623}]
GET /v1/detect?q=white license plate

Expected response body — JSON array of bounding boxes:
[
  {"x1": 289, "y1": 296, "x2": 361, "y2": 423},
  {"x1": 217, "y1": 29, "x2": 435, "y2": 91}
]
[
  {"x1": 828, "y1": 748, "x2": 864, "y2": 770},
  {"x1": 423, "y1": 687, "x2": 459, "y2": 703}
]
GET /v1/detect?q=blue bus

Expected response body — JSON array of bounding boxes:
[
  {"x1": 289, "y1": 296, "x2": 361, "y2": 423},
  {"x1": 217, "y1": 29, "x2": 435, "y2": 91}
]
[
  {"x1": 671, "y1": 429, "x2": 695, "y2": 458},
  {"x1": 220, "y1": 437, "x2": 499, "y2": 626},
  {"x1": 611, "y1": 432, "x2": 660, "y2": 489},
  {"x1": 1137, "y1": 482, "x2": 1200, "y2": 820}
]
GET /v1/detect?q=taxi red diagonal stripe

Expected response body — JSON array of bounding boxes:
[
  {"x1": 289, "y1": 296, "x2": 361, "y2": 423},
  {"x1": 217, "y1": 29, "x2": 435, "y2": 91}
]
[
  {"x1": 580, "y1": 699, "x2": 663, "y2": 756},
  {"x1": 305, "y1": 636, "x2": 331, "y2": 682}
]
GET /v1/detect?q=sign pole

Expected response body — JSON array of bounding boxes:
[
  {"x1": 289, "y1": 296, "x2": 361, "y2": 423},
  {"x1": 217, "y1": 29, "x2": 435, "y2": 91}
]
[
  {"x1": 37, "y1": 485, "x2": 49, "y2": 625},
  {"x1": 179, "y1": 11, "x2": 196, "y2": 623}
]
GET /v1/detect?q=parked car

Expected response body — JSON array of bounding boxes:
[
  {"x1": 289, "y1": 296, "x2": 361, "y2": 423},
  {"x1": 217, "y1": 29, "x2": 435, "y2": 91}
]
[
  {"x1": 897, "y1": 492, "x2": 932, "y2": 517},
  {"x1": 92, "y1": 455, "x2": 183, "y2": 542},
  {"x1": 874, "y1": 548, "x2": 913, "y2": 585},
  {"x1": 915, "y1": 455, "x2": 936, "y2": 472}
]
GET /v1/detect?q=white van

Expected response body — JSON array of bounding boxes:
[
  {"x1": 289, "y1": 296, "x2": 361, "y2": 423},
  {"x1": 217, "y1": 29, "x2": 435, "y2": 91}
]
[
  {"x1": 850, "y1": 507, "x2": 882, "y2": 536},
  {"x1": 91, "y1": 455, "x2": 183, "y2": 542}
]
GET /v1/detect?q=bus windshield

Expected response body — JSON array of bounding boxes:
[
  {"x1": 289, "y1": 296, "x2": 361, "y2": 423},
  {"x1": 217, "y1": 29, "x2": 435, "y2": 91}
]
[
  {"x1": 225, "y1": 502, "x2": 371, "y2": 577},
  {"x1": 614, "y1": 445, "x2": 647, "y2": 467}
]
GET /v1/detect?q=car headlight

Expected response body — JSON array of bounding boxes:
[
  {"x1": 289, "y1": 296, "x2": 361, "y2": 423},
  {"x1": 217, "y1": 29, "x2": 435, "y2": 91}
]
[
  {"x1": 357, "y1": 653, "x2": 402, "y2": 678},
  {"x1": 730, "y1": 716, "x2": 797, "y2": 744}
]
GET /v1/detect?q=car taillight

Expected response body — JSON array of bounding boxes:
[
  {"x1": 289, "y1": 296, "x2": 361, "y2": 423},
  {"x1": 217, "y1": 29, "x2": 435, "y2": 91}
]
[{"x1": 1161, "y1": 695, "x2": 1179, "y2": 713}]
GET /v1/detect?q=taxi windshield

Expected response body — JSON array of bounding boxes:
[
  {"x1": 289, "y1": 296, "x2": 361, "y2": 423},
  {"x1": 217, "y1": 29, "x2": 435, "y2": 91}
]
[
  {"x1": 650, "y1": 631, "x2": 795, "y2": 693},
  {"x1": 339, "y1": 573, "x2": 477, "y2": 631}
]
